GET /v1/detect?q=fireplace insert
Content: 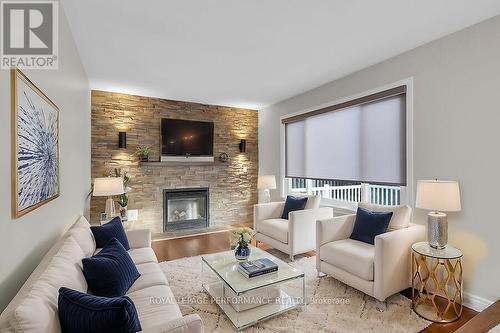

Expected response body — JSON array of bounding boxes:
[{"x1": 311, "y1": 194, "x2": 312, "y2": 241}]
[{"x1": 163, "y1": 188, "x2": 209, "y2": 232}]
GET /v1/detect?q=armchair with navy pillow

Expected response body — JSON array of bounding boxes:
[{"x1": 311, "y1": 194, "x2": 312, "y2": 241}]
[
  {"x1": 316, "y1": 203, "x2": 426, "y2": 302},
  {"x1": 254, "y1": 195, "x2": 333, "y2": 261}
]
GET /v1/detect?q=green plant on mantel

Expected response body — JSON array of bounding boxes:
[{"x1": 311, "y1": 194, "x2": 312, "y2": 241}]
[{"x1": 135, "y1": 146, "x2": 152, "y2": 161}]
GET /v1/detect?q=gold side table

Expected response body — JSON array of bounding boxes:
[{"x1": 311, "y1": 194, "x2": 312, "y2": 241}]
[{"x1": 411, "y1": 241, "x2": 463, "y2": 323}]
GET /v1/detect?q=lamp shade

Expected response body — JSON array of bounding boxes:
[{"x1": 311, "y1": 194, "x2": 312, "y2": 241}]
[
  {"x1": 415, "y1": 180, "x2": 461, "y2": 212},
  {"x1": 93, "y1": 177, "x2": 125, "y2": 197},
  {"x1": 258, "y1": 175, "x2": 276, "y2": 190}
]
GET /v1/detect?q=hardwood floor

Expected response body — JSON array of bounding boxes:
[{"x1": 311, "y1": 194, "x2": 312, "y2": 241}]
[
  {"x1": 152, "y1": 228, "x2": 495, "y2": 333},
  {"x1": 454, "y1": 300, "x2": 500, "y2": 333}
]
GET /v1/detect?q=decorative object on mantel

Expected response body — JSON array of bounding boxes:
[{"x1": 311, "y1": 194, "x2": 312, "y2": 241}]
[
  {"x1": 230, "y1": 227, "x2": 256, "y2": 261},
  {"x1": 118, "y1": 131, "x2": 127, "y2": 148},
  {"x1": 415, "y1": 179, "x2": 461, "y2": 249},
  {"x1": 11, "y1": 68, "x2": 60, "y2": 218},
  {"x1": 135, "y1": 145, "x2": 151, "y2": 162},
  {"x1": 93, "y1": 177, "x2": 124, "y2": 220},
  {"x1": 239, "y1": 139, "x2": 247, "y2": 153},
  {"x1": 218, "y1": 152, "x2": 229, "y2": 163},
  {"x1": 257, "y1": 175, "x2": 276, "y2": 203}
]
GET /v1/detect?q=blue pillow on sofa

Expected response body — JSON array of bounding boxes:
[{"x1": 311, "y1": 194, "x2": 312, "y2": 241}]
[
  {"x1": 281, "y1": 195, "x2": 308, "y2": 219},
  {"x1": 91, "y1": 216, "x2": 130, "y2": 250},
  {"x1": 82, "y1": 238, "x2": 140, "y2": 297},
  {"x1": 58, "y1": 287, "x2": 141, "y2": 333},
  {"x1": 349, "y1": 207, "x2": 393, "y2": 245}
]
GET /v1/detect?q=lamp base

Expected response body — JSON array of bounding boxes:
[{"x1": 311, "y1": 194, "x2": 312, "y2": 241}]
[
  {"x1": 427, "y1": 211, "x2": 447, "y2": 249},
  {"x1": 259, "y1": 189, "x2": 271, "y2": 203},
  {"x1": 105, "y1": 197, "x2": 117, "y2": 220}
]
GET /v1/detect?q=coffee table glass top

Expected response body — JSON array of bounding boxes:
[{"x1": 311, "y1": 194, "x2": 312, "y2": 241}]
[{"x1": 201, "y1": 246, "x2": 304, "y2": 295}]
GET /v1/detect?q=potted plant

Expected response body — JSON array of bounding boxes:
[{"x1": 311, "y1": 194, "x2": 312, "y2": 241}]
[
  {"x1": 110, "y1": 168, "x2": 131, "y2": 220},
  {"x1": 118, "y1": 193, "x2": 129, "y2": 220},
  {"x1": 230, "y1": 227, "x2": 256, "y2": 261},
  {"x1": 135, "y1": 146, "x2": 151, "y2": 162}
]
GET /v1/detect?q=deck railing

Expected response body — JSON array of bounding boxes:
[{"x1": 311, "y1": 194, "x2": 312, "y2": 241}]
[
  {"x1": 367, "y1": 184, "x2": 400, "y2": 206},
  {"x1": 290, "y1": 180, "x2": 400, "y2": 206}
]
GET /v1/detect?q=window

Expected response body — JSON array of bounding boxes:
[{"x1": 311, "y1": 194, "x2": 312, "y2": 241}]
[{"x1": 282, "y1": 85, "x2": 408, "y2": 207}]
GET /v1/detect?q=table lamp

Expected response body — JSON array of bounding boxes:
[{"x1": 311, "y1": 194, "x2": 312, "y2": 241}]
[
  {"x1": 257, "y1": 175, "x2": 276, "y2": 203},
  {"x1": 415, "y1": 180, "x2": 461, "y2": 249},
  {"x1": 93, "y1": 177, "x2": 125, "y2": 219}
]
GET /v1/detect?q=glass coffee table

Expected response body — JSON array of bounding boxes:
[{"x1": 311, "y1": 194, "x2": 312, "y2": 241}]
[{"x1": 201, "y1": 246, "x2": 305, "y2": 331}]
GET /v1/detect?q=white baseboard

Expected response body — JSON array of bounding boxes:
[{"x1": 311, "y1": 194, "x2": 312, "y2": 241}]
[{"x1": 463, "y1": 291, "x2": 493, "y2": 312}]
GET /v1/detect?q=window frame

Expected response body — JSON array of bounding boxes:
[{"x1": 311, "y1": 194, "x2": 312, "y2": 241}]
[{"x1": 279, "y1": 78, "x2": 414, "y2": 210}]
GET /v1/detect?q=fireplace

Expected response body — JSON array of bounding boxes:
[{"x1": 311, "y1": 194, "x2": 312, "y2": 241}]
[{"x1": 163, "y1": 188, "x2": 209, "y2": 232}]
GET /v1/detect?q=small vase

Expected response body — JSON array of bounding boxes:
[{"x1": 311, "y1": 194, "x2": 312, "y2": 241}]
[{"x1": 235, "y1": 244, "x2": 251, "y2": 261}]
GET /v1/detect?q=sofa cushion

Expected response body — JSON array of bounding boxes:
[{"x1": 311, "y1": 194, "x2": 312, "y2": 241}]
[
  {"x1": 350, "y1": 207, "x2": 392, "y2": 245},
  {"x1": 69, "y1": 216, "x2": 96, "y2": 257},
  {"x1": 304, "y1": 195, "x2": 321, "y2": 210},
  {"x1": 58, "y1": 287, "x2": 141, "y2": 333},
  {"x1": 126, "y1": 286, "x2": 182, "y2": 331},
  {"x1": 128, "y1": 247, "x2": 158, "y2": 265},
  {"x1": 358, "y1": 202, "x2": 412, "y2": 230},
  {"x1": 281, "y1": 195, "x2": 308, "y2": 219},
  {"x1": 256, "y1": 218, "x2": 288, "y2": 244},
  {"x1": 127, "y1": 262, "x2": 169, "y2": 293},
  {"x1": 39, "y1": 236, "x2": 88, "y2": 293},
  {"x1": 320, "y1": 239, "x2": 375, "y2": 281},
  {"x1": 91, "y1": 217, "x2": 130, "y2": 250},
  {"x1": 9, "y1": 282, "x2": 61, "y2": 333},
  {"x1": 83, "y1": 238, "x2": 140, "y2": 297}
]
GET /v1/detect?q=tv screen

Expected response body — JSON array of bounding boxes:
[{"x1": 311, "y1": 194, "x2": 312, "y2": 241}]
[{"x1": 161, "y1": 119, "x2": 214, "y2": 156}]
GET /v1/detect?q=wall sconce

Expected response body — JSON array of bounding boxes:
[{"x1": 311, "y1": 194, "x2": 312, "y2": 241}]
[
  {"x1": 239, "y1": 139, "x2": 247, "y2": 153},
  {"x1": 118, "y1": 132, "x2": 127, "y2": 148}
]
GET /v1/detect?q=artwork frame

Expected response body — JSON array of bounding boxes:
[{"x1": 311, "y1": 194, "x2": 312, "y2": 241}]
[{"x1": 11, "y1": 68, "x2": 60, "y2": 218}]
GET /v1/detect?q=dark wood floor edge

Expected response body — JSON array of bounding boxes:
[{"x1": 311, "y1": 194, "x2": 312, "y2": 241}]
[{"x1": 454, "y1": 299, "x2": 500, "y2": 333}]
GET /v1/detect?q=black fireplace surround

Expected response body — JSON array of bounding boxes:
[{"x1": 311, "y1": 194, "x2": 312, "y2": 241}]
[{"x1": 163, "y1": 188, "x2": 209, "y2": 232}]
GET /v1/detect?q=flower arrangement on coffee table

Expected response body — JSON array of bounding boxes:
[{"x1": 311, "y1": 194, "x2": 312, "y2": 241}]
[{"x1": 230, "y1": 227, "x2": 256, "y2": 261}]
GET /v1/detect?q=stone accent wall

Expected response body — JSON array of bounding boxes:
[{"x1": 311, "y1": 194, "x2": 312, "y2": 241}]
[{"x1": 91, "y1": 90, "x2": 258, "y2": 233}]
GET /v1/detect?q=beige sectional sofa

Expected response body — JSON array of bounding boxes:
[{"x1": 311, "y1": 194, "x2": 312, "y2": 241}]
[{"x1": 0, "y1": 216, "x2": 203, "y2": 333}]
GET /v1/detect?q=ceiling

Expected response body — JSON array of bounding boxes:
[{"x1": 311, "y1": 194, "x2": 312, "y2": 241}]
[{"x1": 62, "y1": 0, "x2": 500, "y2": 109}]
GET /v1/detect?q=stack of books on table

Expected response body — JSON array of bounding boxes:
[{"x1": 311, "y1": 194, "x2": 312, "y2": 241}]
[{"x1": 238, "y1": 258, "x2": 278, "y2": 279}]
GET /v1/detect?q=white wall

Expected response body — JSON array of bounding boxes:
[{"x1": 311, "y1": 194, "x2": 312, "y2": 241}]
[
  {"x1": 259, "y1": 16, "x2": 500, "y2": 308},
  {"x1": 0, "y1": 6, "x2": 90, "y2": 311}
]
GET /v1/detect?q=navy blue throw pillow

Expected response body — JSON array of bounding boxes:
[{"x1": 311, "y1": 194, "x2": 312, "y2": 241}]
[
  {"x1": 91, "y1": 216, "x2": 130, "y2": 250},
  {"x1": 350, "y1": 207, "x2": 393, "y2": 245},
  {"x1": 281, "y1": 195, "x2": 308, "y2": 219},
  {"x1": 58, "y1": 287, "x2": 141, "y2": 333},
  {"x1": 82, "y1": 238, "x2": 140, "y2": 297}
]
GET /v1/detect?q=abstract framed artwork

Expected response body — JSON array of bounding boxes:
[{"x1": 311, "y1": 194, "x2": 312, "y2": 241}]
[{"x1": 11, "y1": 69, "x2": 60, "y2": 218}]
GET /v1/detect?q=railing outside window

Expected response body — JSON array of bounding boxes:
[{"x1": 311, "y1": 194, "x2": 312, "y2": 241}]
[{"x1": 288, "y1": 178, "x2": 401, "y2": 206}]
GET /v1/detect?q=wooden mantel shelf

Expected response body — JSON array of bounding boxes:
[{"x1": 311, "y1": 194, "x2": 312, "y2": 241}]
[{"x1": 139, "y1": 161, "x2": 226, "y2": 167}]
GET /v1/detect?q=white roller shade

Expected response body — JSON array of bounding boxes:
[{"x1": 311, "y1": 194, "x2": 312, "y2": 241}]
[{"x1": 285, "y1": 94, "x2": 406, "y2": 185}]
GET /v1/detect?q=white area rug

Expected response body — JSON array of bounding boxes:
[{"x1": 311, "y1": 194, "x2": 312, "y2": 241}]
[{"x1": 160, "y1": 251, "x2": 430, "y2": 332}]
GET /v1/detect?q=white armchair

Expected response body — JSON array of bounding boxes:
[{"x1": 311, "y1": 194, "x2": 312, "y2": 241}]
[
  {"x1": 316, "y1": 204, "x2": 426, "y2": 302},
  {"x1": 254, "y1": 195, "x2": 333, "y2": 261}
]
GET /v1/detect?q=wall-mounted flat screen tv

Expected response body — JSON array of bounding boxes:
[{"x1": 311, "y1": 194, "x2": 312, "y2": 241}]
[{"x1": 161, "y1": 119, "x2": 214, "y2": 160}]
